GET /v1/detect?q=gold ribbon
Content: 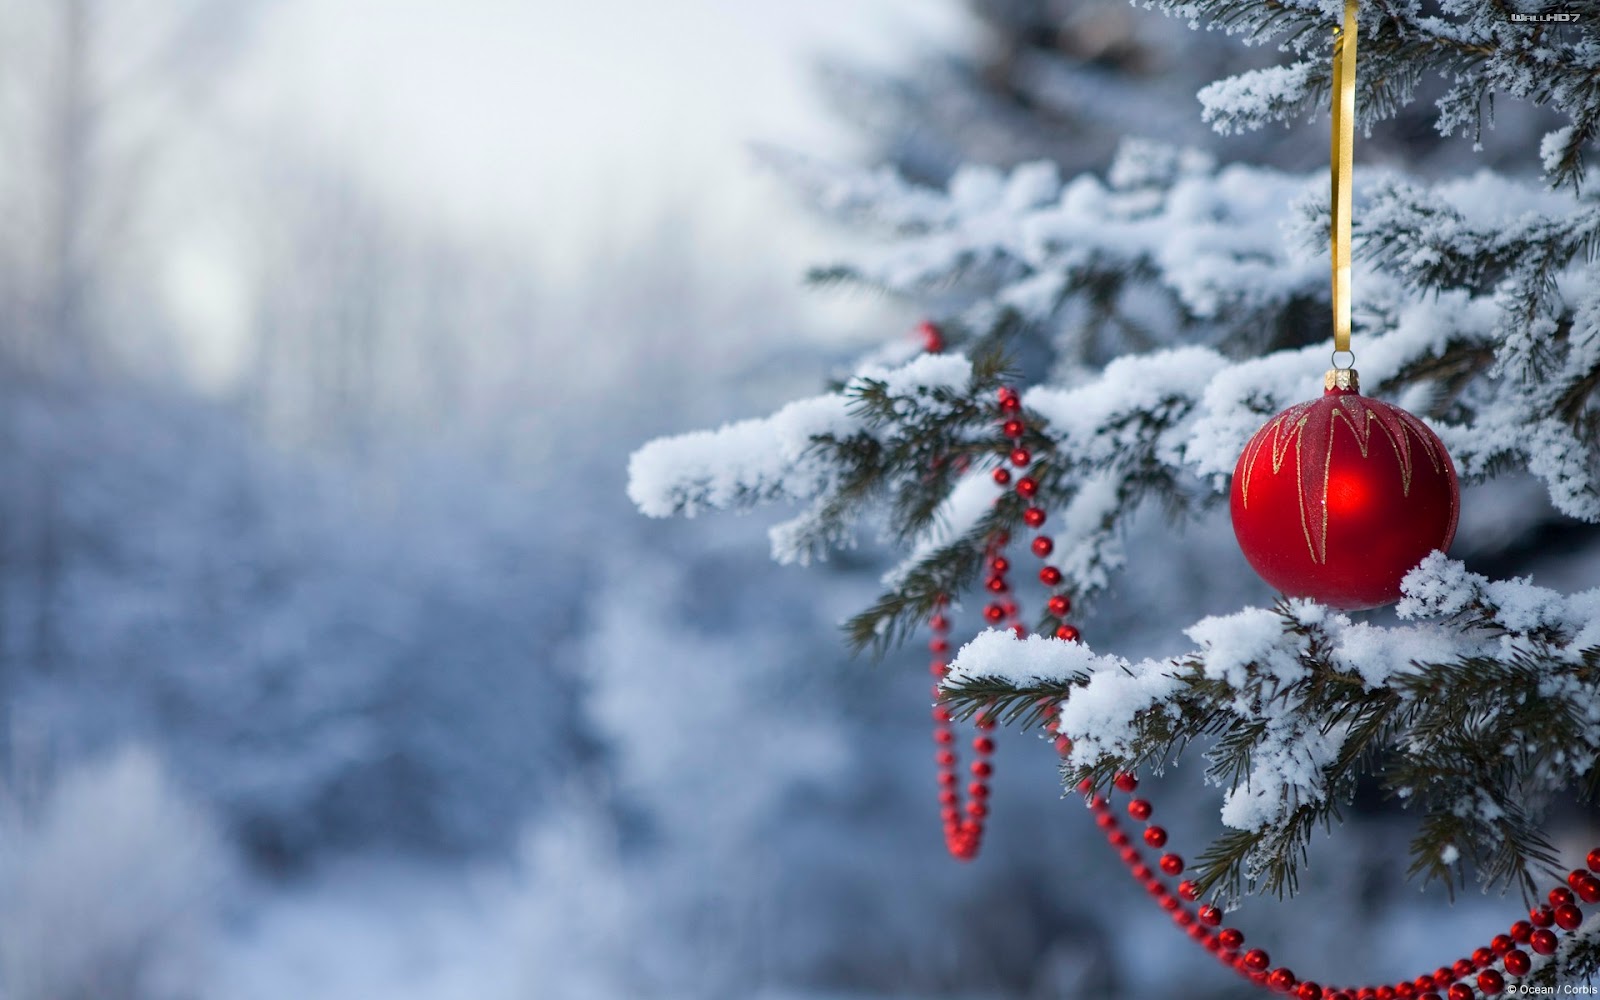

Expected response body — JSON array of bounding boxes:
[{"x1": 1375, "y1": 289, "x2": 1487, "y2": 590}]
[{"x1": 1330, "y1": 0, "x2": 1357, "y2": 357}]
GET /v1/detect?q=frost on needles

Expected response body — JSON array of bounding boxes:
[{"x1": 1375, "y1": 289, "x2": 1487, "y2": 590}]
[{"x1": 629, "y1": 0, "x2": 1600, "y2": 986}]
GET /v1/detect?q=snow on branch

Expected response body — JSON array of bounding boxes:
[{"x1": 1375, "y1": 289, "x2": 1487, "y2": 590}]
[
  {"x1": 943, "y1": 554, "x2": 1600, "y2": 899},
  {"x1": 1146, "y1": 0, "x2": 1600, "y2": 188},
  {"x1": 629, "y1": 353, "x2": 976, "y2": 519}
]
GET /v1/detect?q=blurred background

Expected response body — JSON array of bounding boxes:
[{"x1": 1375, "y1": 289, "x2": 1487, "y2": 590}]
[{"x1": 0, "y1": 1, "x2": 1587, "y2": 998}]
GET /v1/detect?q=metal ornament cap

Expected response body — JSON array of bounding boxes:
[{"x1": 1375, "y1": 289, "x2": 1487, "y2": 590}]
[{"x1": 1229, "y1": 369, "x2": 1459, "y2": 610}]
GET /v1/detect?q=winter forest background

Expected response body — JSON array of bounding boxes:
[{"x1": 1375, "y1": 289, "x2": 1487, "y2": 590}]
[{"x1": 1, "y1": 0, "x2": 1593, "y2": 998}]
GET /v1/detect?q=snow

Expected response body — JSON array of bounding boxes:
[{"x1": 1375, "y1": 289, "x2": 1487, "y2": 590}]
[
  {"x1": 1543, "y1": 126, "x2": 1577, "y2": 175},
  {"x1": 1197, "y1": 61, "x2": 1318, "y2": 134}
]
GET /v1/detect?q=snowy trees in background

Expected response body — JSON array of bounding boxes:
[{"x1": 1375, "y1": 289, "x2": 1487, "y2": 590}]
[
  {"x1": 0, "y1": 747, "x2": 232, "y2": 1000},
  {"x1": 634, "y1": 0, "x2": 1600, "y2": 991}
]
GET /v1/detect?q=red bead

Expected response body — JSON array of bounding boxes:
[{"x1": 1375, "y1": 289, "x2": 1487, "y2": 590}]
[
  {"x1": 1178, "y1": 880, "x2": 1200, "y2": 902},
  {"x1": 929, "y1": 613, "x2": 949, "y2": 631},
  {"x1": 1420, "y1": 995, "x2": 1442, "y2": 1000},
  {"x1": 1160, "y1": 854, "x2": 1184, "y2": 876},
  {"x1": 1530, "y1": 928, "x2": 1558, "y2": 955},
  {"x1": 1554, "y1": 902, "x2": 1583, "y2": 929},
  {"x1": 1298, "y1": 983, "x2": 1323, "y2": 1000},
  {"x1": 1550, "y1": 887, "x2": 1574, "y2": 907},
  {"x1": 1127, "y1": 799, "x2": 1152, "y2": 820},
  {"x1": 1047, "y1": 594, "x2": 1072, "y2": 617},
  {"x1": 1579, "y1": 875, "x2": 1600, "y2": 904},
  {"x1": 1376, "y1": 988, "x2": 1395, "y2": 1000},
  {"x1": 929, "y1": 660, "x2": 948, "y2": 677},
  {"x1": 967, "y1": 781, "x2": 988, "y2": 799},
  {"x1": 1414, "y1": 976, "x2": 1436, "y2": 993},
  {"x1": 1095, "y1": 812, "x2": 1116, "y2": 831},
  {"x1": 1472, "y1": 948, "x2": 1493, "y2": 968},
  {"x1": 1119, "y1": 846, "x2": 1140, "y2": 865},
  {"x1": 929, "y1": 638, "x2": 949, "y2": 654},
  {"x1": 1330, "y1": 993, "x2": 1353, "y2": 1000},
  {"x1": 1030, "y1": 536, "x2": 1053, "y2": 557},
  {"x1": 1589, "y1": 848, "x2": 1600, "y2": 873},
  {"x1": 1531, "y1": 904, "x2": 1554, "y2": 927},
  {"x1": 1230, "y1": 387, "x2": 1459, "y2": 610},
  {"x1": 1242, "y1": 949, "x2": 1270, "y2": 973},
  {"x1": 992, "y1": 467, "x2": 1012, "y2": 485},
  {"x1": 1009, "y1": 623, "x2": 1026, "y2": 637},
  {"x1": 932, "y1": 706, "x2": 951, "y2": 723},
  {"x1": 999, "y1": 396, "x2": 1021, "y2": 415},
  {"x1": 976, "y1": 715, "x2": 996, "y2": 731},
  {"x1": 1477, "y1": 970, "x2": 1504, "y2": 995},
  {"x1": 1396, "y1": 984, "x2": 1416, "y2": 999},
  {"x1": 1039, "y1": 565, "x2": 1062, "y2": 586},
  {"x1": 1199, "y1": 905, "x2": 1222, "y2": 926},
  {"x1": 965, "y1": 801, "x2": 987, "y2": 818},
  {"x1": 1509, "y1": 920, "x2": 1532, "y2": 944},
  {"x1": 1446, "y1": 985, "x2": 1472, "y2": 1000},
  {"x1": 1009, "y1": 448, "x2": 1031, "y2": 468},
  {"x1": 939, "y1": 789, "x2": 957, "y2": 806},
  {"x1": 1131, "y1": 863, "x2": 1152, "y2": 880},
  {"x1": 1217, "y1": 928, "x2": 1244, "y2": 949},
  {"x1": 1054, "y1": 735, "x2": 1073, "y2": 756},
  {"x1": 1002, "y1": 419, "x2": 1025, "y2": 439},
  {"x1": 972, "y1": 737, "x2": 994, "y2": 754},
  {"x1": 1175, "y1": 909, "x2": 1195, "y2": 927},
  {"x1": 983, "y1": 603, "x2": 1005, "y2": 623},
  {"x1": 1056, "y1": 625, "x2": 1081, "y2": 641},
  {"x1": 1269, "y1": 968, "x2": 1297, "y2": 992},
  {"x1": 937, "y1": 772, "x2": 956, "y2": 787},
  {"x1": 1503, "y1": 949, "x2": 1530, "y2": 976},
  {"x1": 1569, "y1": 869, "x2": 1587, "y2": 889},
  {"x1": 1433, "y1": 968, "x2": 1452, "y2": 987},
  {"x1": 1490, "y1": 934, "x2": 1513, "y2": 956},
  {"x1": 1022, "y1": 507, "x2": 1046, "y2": 528},
  {"x1": 935, "y1": 750, "x2": 955, "y2": 766},
  {"x1": 1452, "y1": 960, "x2": 1473, "y2": 980},
  {"x1": 990, "y1": 555, "x2": 1010, "y2": 573},
  {"x1": 970, "y1": 761, "x2": 992, "y2": 778},
  {"x1": 1076, "y1": 778, "x2": 1094, "y2": 794},
  {"x1": 1143, "y1": 826, "x2": 1168, "y2": 848},
  {"x1": 1109, "y1": 830, "x2": 1130, "y2": 847},
  {"x1": 1113, "y1": 772, "x2": 1138, "y2": 793},
  {"x1": 917, "y1": 321, "x2": 944, "y2": 353},
  {"x1": 1358, "y1": 989, "x2": 1376, "y2": 1000},
  {"x1": 985, "y1": 575, "x2": 1007, "y2": 593},
  {"x1": 1016, "y1": 477, "x2": 1038, "y2": 498}
]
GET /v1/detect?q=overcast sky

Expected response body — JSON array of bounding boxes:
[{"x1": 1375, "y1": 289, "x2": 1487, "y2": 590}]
[{"x1": 237, "y1": 0, "x2": 967, "y2": 250}]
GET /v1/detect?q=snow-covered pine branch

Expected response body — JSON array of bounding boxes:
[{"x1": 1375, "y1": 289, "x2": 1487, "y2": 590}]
[
  {"x1": 941, "y1": 553, "x2": 1600, "y2": 902},
  {"x1": 1160, "y1": 0, "x2": 1600, "y2": 189}
]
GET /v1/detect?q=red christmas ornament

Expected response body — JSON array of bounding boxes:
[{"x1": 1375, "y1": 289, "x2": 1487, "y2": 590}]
[{"x1": 1230, "y1": 369, "x2": 1459, "y2": 610}]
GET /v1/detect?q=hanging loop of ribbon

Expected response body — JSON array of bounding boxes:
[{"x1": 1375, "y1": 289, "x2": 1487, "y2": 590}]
[{"x1": 1330, "y1": 0, "x2": 1358, "y2": 361}]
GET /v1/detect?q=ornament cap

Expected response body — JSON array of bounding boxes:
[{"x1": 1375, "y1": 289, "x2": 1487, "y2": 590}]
[{"x1": 1323, "y1": 368, "x2": 1360, "y2": 394}]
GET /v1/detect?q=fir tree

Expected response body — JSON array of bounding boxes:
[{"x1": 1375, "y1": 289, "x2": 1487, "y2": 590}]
[{"x1": 633, "y1": 0, "x2": 1600, "y2": 990}]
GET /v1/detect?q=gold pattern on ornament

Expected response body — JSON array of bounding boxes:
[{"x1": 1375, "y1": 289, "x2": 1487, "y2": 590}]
[{"x1": 1237, "y1": 398, "x2": 1448, "y2": 564}]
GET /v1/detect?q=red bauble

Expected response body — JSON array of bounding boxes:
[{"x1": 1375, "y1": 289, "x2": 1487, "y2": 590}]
[{"x1": 1230, "y1": 371, "x2": 1459, "y2": 610}]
